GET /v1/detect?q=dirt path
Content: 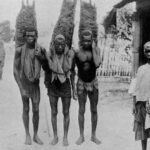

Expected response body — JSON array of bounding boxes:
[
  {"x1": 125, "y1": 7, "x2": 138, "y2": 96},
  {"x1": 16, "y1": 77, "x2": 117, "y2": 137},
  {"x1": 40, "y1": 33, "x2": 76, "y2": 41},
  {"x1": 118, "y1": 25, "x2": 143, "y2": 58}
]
[{"x1": 0, "y1": 44, "x2": 148, "y2": 150}]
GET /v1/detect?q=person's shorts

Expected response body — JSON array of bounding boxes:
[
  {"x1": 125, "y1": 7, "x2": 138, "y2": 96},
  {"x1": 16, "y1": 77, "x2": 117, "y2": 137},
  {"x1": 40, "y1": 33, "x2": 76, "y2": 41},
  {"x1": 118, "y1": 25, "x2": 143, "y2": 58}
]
[
  {"x1": 133, "y1": 101, "x2": 150, "y2": 140},
  {"x1": 48, "y1": 78, "x2": 71, "y2": 98}
]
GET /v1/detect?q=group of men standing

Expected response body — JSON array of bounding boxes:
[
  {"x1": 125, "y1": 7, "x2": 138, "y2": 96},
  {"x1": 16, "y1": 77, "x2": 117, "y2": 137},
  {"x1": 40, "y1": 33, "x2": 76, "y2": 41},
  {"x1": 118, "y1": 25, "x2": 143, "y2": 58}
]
[{"x1": 13, "y1": 27, "x2": 101, "y2": 146}]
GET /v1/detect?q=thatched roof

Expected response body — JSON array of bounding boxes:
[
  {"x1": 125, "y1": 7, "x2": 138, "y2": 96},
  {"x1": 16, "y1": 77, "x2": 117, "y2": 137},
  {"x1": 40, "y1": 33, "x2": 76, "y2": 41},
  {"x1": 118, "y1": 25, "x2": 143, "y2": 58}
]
[
  {"x1": 103, "y1": 8, "x2": 117, "y2": 33},
  {"x1": 114, "y1": 0, "x2": 136, "y2": 9},
  {"x1": 103, "y1": 0, "x2": 137, "y2": 32}
]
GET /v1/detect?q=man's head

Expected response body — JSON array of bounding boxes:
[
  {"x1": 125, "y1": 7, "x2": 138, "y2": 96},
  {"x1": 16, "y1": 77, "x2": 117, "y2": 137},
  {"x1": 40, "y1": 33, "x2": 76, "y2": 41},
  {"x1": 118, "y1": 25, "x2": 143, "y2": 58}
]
[
  {"x1": 81, "y1": 30, "x2": 93, "y2": 49},
  {"x1": 144, "y1": 41, "x2": 150, "y2": 59},
  {"x1": 54, "y1": 34, "x2": 66, "y2": 55},
  {"x1": 25, "y1": 29, "x2": 37, "y2": 45}
]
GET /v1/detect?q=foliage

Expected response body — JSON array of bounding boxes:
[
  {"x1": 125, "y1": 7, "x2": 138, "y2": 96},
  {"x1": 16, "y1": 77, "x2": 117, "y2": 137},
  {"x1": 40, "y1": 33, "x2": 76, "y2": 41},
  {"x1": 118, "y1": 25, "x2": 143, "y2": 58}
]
[
  {"x1": 116, "y1": 6, "x2": 133, "y2": 41},
  {"x1": 79, "y1": 1, "x2": 98, "y2": 45},
  {"x1": 15, "y1": 2, "x2": 37, "y2": 46},
  {"x1": 0, "y1": 21, "x2": 13, "y2": 43},
  {"x1": 50, "y1": 0, "x2": 76, "y2": 50}
]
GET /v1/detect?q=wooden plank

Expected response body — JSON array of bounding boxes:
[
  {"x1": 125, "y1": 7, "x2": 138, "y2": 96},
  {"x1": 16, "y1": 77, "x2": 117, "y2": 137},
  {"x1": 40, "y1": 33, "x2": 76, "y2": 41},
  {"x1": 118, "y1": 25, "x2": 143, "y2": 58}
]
[{"x1": 132, "y1": 12, "x2": 140, "y2": 77}]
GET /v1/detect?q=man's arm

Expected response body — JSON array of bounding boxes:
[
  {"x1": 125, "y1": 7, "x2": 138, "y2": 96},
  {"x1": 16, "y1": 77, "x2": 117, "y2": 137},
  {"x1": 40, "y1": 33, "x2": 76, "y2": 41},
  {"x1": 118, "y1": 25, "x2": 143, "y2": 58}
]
[
  {"x1": 92, "y1": 41, "x2": 101, "y2": 68},
  {"x1": 70, "y1": 52, "x2": 77, "y2": 100},
  {"x1": 35, "y1": 46, "x2": 51, "y2": 72},
  {"x1": 132, "y1": 96, "x2": 136, "y2": 115},
  {"x1": 65, "y1": 46, "x2": 75, "y2": 70},
  {"x1": 13, "y1": 47, "x2": 23, "y2": 92},
  {"x1": 130, "y1": 68, "x2": 141, "y2": 115}
]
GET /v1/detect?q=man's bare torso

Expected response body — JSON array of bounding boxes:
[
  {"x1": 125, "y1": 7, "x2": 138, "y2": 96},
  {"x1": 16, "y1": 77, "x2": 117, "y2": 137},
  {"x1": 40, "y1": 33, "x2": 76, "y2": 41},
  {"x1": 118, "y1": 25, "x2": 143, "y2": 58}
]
[{"x1": 75, "y1": 49, "x2": 96, "y2": 82}]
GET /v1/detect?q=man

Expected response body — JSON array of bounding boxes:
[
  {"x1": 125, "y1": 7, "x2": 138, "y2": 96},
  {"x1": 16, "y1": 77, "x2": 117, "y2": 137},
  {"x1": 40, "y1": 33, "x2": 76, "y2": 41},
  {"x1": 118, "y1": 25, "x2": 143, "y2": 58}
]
[
  {"x1": 72, "y1": 30, "x2": 101, "y2": 145},
  {"x1": 42, "y1": 34, "x2": 74, "y2": 146},
  {"x1": 13, "y1": 29, "x2": 45, "y2": 145},
  {"x1": 129, "y1": 42, "x2": 150, "y2": 150},
  {"x1": 0, "y1": 40, "x2": 5, "y2": 80}
]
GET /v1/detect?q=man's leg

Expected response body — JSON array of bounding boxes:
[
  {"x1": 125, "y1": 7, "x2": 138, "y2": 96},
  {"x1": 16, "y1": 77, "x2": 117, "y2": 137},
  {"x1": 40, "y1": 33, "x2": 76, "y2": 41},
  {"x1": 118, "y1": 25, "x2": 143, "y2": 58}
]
[
  {"x1": 61, "y1": 97, "x2": 71, "y2": 146},
  {"x1": 141, "y1": 140, "x2": 147, "y2": 150},
  {"x1": 76, "y1": 90, "x2": 87, "y2": 145},
  {"x1": 88, "y1": 87, "x2": 101, "y2": 144},
  {"x1": 31, "y1": 93, "x2": 43, "y2": 145},
  {"x1": 22, "y1": 96, "x2": 32, "y2": 145},
  {"x1": 49, "y1": 95, "x2": 59, "y2": 145}
]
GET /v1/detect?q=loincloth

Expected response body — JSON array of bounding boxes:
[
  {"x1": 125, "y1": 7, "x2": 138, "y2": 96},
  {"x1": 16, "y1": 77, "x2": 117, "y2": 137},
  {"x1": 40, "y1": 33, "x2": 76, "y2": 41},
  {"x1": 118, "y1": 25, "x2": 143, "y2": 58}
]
[
  {"x1": 20, "y1": 73, "x2": 40, "y2": 102},
  {"x1": 19, "y1": 44, "x2": 41, "y2": 102},
  {"x1": 48, "y1": 78, "x2": 71, "y2": 98},
  {"x1": 77, "y1": 77, "x2": 98, "y2": 93}
]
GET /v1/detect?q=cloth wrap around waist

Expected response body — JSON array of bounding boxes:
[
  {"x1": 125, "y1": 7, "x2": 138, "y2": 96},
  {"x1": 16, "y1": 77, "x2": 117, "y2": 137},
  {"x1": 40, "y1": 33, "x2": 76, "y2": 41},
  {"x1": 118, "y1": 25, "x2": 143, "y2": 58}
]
[
  {"x1": 20, "y1": 44, "x2": 41, "y2": 99},
  {"x1": 77, "y1": 77, "x2": 98, "y2": 94}
]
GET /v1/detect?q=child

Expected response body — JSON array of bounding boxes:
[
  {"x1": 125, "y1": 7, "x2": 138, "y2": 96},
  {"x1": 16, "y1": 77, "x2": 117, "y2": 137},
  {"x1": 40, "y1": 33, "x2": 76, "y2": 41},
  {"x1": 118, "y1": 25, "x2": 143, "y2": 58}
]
[{"x1": 129, "y1": 41, "x2": 150, "y2": 150}]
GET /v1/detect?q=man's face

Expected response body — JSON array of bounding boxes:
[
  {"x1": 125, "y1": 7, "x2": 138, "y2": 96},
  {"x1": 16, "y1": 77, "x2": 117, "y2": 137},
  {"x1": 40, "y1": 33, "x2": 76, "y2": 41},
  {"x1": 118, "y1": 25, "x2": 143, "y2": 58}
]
[
  {"x1": 54, "y1": 39, "x2": 65, "y2": 55},
  {"x1": 26, "y1": 31, "x2": 36, "y2": 45},
  {"x1": 144, "y1": 47, "x2": 150, "y2": 59},
  {"x1": 82, "y1": 35, "x2": 92, "y2": 49}
]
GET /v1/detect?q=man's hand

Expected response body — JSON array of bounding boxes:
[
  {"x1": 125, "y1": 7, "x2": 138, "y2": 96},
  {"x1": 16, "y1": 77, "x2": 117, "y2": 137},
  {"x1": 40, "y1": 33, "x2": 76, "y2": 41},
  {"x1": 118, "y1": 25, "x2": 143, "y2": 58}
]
[
  {"x1": 92, "y1": 40, "x2": 101, "y2": 67},
  {"x1": 146, "y1": 101, "x2": 150, "y2": 114},
  {"x1": 20, "y1": 87, "x2": 26, "y2": 98},
  {"x1": 72, "y1": 87, "x2": 77, "y2": 101},
  {"x1": 92, "y1": 41, "x2": 96, "y2": 50},
  {"x1": 35, "y1": 47, "x2": 42, "y2": 57},
  {"x1": 132, "y1": 105, "x2": 136, "y2": 115},
  {"x1": 35, "y1": 47, "x2": 46, "y2": 60},
  {"x1": 92, "y1": 41, "x2": 100, "y2": 55}
]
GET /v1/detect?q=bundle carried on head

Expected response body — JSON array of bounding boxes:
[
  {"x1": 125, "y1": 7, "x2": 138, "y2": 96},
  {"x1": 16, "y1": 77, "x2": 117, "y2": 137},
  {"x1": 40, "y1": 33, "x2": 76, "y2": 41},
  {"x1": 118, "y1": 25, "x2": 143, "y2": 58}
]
[
  {"x1": 50, "y1": 0, "x2": 77, "y2": 51},
  {"x1": 79, "y1": 1, "x2": 98, "y2": 45},
  {"x1": 15, "y1": 0, "x2": 37, "y2": 47}
]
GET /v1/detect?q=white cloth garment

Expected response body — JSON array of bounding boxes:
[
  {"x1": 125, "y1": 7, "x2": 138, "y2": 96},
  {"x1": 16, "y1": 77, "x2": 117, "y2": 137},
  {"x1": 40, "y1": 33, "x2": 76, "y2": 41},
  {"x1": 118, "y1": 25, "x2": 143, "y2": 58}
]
[{"x1": 129, "y1": 64, "x2": 150, "y2": 102}]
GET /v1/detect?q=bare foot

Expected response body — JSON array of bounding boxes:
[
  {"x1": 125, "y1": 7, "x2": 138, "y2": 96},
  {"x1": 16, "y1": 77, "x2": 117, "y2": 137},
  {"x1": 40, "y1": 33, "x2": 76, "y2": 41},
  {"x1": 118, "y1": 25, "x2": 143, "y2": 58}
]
[
  {"x1": 76, "y1": 136, "x2": 84, "y2": 145},
  {"x1": 51, "y1": 136, "x2": 58, "y2": 145},
  {"x1": 63, "y1": 137, "x2": 69, "y2": 146},
  {"x1": 91, "y1": 136, "x2": 101, "y2": 145},
  {"x1": 33, "y1": 135, "x2": 43, "y2": 145},
  {"x1": 25, "y1": 135, "x2": 32, "y2": 145}
]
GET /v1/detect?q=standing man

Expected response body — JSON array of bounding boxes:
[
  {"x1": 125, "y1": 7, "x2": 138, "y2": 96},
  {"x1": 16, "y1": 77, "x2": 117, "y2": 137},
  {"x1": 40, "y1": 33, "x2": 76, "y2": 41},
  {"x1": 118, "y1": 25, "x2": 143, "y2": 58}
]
[
  {"x1": 72, "y1": 30, "x2": 101, "y2": 145},
  {"x1": 0, "y1": 40, "x2": 5, "y2": 80},
  {"x1": 42, "y1": 34, "x2": 74, "y2": 146},
  {"x1": 13, "y1": 29, "x2": 45, "y2": 145},
  {"x1": 129, "y1": 42, "x2": 150, "y2": 150}
]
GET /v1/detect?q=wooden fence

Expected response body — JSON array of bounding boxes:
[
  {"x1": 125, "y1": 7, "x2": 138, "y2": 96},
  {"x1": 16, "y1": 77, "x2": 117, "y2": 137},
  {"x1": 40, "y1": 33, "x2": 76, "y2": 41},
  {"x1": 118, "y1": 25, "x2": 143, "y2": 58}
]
[{"x1": 96, "y1": 49, "x2": 132, "y2": 82}]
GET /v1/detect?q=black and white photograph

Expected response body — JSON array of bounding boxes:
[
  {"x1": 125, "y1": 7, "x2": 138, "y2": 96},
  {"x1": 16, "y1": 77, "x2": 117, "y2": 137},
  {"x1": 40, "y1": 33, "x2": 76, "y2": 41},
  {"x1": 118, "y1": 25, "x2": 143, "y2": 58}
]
[{"x1": 0, "y1": 0, "x2": 150, "y2": 150}]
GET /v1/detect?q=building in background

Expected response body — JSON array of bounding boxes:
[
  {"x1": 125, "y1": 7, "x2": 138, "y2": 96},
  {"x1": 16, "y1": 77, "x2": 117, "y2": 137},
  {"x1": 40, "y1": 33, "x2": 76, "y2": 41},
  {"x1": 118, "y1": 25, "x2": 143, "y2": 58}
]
[
  {"x1": 102, "y1": 0, "x2": 150, "y2": 78},
  {"x1": 97, "y1": 3, "x2": 134, "y2": 80}
]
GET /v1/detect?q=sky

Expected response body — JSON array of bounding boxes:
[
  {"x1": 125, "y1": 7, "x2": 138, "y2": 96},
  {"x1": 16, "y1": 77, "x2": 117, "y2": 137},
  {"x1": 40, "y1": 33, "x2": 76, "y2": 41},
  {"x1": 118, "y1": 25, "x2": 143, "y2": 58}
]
[
  {"x1": 0, "y1": 0, "x2": 63, "y2": 31},
  {"x1": 0, "y1": 0, "x2": 122, "y2": 29}
]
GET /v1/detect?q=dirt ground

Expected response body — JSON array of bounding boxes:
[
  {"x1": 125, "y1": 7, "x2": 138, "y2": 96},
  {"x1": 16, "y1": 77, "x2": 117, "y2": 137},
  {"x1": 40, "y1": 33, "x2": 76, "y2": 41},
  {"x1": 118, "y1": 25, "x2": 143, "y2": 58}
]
[{"x1": 0, "y1": 43, "x2": 149, "y2": 150}]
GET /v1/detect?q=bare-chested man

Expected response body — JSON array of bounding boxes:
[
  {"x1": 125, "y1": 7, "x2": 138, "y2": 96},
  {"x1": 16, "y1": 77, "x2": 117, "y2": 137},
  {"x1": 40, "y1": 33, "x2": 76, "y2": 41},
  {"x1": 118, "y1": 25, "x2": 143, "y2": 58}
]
[
  {"x1": 72, "y1": 30, "x2": 101, "y2": 145},
  {"x1": 13, "y1": 29, "x2": 45, "y2": 145},
  {"x1": 41, "y1": 34, "x2": 74, "y2": 146}
]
